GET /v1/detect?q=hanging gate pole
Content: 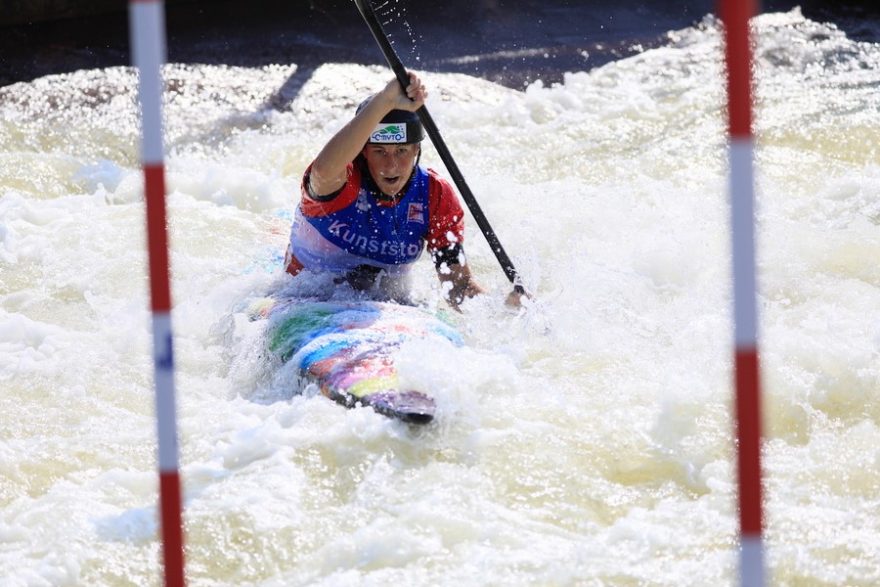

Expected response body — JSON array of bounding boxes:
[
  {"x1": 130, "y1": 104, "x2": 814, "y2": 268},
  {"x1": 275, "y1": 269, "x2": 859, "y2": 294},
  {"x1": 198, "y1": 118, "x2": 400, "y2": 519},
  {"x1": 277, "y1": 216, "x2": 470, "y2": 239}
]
[
  {"x1": 129, "y1": 1, "x2": 186, "y2": 585},
  {"x1": 721, "y1": 0, "x2": 766, "y2": 585}
]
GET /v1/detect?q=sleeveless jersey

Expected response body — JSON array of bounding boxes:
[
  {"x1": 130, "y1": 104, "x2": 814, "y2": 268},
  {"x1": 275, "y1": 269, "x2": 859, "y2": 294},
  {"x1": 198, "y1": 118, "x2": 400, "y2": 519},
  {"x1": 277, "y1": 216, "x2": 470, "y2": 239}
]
[{"x1": 288, "y1": 163, "x2": 463, "y2": 276}]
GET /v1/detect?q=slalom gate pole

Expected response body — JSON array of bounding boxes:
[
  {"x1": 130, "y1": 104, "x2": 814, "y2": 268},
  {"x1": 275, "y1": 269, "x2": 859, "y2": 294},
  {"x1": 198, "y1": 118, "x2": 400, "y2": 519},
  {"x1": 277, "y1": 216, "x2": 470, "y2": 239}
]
[
  {"x1": 721, "y1": 0, "x2": 766, "y2": 585},
  {"x1": 352, "y1": 0, "x2": 525, "y2": 295},
  {"x1": 128, "y1": 1, "x2": 186, "y2": 585}
]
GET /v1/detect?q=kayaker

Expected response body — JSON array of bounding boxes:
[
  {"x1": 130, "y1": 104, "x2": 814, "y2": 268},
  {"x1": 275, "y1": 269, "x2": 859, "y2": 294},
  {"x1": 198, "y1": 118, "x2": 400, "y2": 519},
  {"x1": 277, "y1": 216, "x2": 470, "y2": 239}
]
[{"x1": 283, "y1": 71, "x2": 488, "y2": 308}]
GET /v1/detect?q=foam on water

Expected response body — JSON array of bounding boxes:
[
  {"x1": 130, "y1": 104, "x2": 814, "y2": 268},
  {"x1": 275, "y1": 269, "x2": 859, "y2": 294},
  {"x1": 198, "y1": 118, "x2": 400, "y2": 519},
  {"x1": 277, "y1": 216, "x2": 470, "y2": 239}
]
[{"x1": 1, "y1": 8, "x2": 879, "y2": 586}]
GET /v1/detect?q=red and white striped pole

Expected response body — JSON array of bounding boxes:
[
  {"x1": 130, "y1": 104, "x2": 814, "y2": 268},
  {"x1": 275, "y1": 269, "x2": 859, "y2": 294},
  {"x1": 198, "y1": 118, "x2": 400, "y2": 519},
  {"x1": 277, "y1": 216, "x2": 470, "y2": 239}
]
[
  {"x1": 129, "y1": 1, "x2": 186, "y2": 585},
  {"x1": 721, "y1": 0, "x2": 765, "y2": 585}
]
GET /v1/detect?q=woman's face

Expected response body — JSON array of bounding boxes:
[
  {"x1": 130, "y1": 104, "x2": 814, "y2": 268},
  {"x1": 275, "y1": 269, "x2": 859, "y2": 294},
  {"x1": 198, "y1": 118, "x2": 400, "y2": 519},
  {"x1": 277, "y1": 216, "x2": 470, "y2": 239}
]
[{"x1": 362, "y1": 143, "x2": 420, "y2": 197}]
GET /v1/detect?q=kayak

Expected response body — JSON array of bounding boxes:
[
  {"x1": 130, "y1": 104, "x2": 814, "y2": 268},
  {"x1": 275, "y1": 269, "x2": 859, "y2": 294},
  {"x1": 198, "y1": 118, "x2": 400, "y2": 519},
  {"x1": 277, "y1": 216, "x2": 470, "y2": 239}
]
[{"x1": 252, "y1": 297, "x2": 463, "y2": 424}]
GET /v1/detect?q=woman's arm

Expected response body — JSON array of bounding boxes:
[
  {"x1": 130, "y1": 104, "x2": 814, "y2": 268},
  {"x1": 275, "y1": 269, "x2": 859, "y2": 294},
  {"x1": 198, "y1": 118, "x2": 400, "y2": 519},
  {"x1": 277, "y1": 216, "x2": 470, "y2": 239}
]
[
  {"x1": 309, "y1": 72, "x2": 427, "y2": 197},
  {"x1": 435, "y1": 254, "x2": 485, "y2": 310}
]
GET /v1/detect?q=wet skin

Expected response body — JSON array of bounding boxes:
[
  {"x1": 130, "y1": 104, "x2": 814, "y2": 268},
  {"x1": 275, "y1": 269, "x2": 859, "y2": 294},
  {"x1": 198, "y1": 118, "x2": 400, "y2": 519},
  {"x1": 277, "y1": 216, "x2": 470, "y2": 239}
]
[{"x1": 362, "y1": 143, "x2": 420, "y2": 197}]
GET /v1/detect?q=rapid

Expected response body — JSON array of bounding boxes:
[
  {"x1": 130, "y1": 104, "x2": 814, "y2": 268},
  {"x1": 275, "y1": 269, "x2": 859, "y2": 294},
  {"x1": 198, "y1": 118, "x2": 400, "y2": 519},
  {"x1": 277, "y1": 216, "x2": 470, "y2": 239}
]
[{"x1": 1, "y1": 8, "x2": 879, "y2": 586}]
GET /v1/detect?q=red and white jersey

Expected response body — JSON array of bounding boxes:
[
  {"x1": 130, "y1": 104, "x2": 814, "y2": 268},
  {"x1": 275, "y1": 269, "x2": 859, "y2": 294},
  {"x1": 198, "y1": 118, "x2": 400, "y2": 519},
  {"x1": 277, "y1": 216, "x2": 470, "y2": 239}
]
[{"x1": 286, "y1": 161, "x2": 465, "y2": 275}]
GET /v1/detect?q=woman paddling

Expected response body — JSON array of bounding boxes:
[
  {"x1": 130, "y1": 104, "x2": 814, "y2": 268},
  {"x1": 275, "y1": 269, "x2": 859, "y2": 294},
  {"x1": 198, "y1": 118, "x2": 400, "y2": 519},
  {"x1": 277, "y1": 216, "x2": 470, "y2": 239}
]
[{"x1": 283, "y1": 71, "x2": 489, "y2": 308}]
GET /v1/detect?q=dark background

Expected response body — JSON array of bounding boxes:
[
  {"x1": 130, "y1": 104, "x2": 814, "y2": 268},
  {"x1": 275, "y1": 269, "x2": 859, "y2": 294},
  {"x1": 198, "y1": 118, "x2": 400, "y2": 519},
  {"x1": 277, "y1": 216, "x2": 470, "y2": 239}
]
[{"x1": 1, "y1": 0, "x2": 879, "y2": 89}]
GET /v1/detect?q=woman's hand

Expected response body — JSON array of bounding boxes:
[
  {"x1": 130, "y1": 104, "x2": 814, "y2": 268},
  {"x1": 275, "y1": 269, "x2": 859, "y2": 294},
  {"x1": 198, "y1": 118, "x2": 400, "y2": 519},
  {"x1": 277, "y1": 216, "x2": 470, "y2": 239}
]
[
  {"x1": 504, "y1": 287, "x2": 531, "y2": 309},
  {"x1": 381, "y1": 71, "x2": 427, "y2": 112}
]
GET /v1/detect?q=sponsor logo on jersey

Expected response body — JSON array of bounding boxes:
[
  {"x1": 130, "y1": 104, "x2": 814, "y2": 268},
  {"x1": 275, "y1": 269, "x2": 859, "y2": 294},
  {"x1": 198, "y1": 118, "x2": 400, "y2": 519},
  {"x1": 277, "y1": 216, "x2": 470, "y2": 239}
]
[{"x1": 327, "y1": 220, "x2": 420, "y2": 258}]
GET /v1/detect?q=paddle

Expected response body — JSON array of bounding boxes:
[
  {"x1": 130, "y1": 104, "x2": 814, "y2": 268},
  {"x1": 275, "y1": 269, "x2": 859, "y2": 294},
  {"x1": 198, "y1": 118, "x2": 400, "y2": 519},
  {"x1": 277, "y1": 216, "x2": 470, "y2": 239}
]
[{"x1": 353, "y1": 0, "x2": 526, "y2": 297}]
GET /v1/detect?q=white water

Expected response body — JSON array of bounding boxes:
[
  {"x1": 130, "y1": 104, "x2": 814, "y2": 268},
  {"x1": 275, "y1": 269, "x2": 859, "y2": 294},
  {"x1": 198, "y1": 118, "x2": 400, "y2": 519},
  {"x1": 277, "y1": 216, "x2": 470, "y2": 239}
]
[{"x1": 2, "y1": 8, "x2": 879, "y2": 586}]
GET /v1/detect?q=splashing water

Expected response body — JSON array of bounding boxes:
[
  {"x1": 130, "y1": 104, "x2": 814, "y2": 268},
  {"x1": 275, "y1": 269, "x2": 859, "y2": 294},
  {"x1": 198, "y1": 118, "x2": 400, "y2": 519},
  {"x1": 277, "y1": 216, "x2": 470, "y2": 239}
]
[{"x1": 1, "y1": 8, "x2": 879, "y2": 586}]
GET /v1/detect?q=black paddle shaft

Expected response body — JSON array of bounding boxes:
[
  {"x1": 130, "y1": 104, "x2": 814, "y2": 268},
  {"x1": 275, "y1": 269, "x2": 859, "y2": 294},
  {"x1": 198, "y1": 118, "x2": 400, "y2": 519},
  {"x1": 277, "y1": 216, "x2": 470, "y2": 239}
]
[{"x1": 353, "y1": 0, "x2": 525, "y2": 294}]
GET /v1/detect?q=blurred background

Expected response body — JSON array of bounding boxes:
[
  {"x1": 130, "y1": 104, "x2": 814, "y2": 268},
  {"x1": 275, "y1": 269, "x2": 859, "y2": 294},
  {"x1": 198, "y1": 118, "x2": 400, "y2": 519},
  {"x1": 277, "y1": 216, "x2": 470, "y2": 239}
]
[{"x1": 2, "y1": 0, "x2": 879, "y2": 89}]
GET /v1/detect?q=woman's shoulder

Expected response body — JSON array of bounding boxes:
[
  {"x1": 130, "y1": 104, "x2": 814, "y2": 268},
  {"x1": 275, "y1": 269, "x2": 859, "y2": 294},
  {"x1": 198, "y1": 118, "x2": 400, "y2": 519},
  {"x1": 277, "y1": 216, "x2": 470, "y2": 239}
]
[
  {"x1": 424, "y1": 167, "x2": 454, "y2": 192},
  {"x1": 301, "y1": 161, "x2": 362, "y2": 216}
]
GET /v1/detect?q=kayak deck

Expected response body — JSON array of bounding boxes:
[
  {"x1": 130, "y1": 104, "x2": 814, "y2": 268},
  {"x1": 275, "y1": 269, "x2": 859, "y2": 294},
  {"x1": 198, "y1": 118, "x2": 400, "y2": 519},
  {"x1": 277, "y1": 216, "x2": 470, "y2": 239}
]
[{"x1": 261, "y1": 299, "x2": 462, "y2": 423}]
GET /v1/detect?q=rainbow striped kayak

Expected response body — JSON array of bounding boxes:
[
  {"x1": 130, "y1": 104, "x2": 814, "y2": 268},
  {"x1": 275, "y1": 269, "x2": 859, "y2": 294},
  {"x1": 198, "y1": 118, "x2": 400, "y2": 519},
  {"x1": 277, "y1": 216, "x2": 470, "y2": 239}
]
[{"x1": 256, "y1": 298, "x2": 463, "y2": 424}]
